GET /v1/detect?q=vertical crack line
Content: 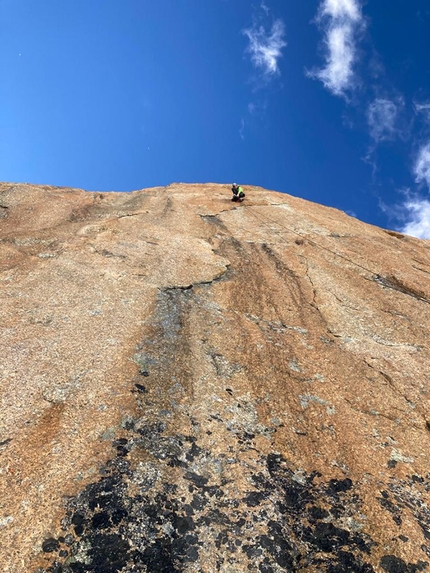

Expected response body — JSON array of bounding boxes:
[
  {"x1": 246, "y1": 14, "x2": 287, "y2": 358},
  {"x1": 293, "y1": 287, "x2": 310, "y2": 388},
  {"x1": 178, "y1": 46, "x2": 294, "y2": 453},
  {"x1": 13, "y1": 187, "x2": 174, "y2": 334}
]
[{"x1": 299, "y1": 256, "x2": 335, "y2": 340}]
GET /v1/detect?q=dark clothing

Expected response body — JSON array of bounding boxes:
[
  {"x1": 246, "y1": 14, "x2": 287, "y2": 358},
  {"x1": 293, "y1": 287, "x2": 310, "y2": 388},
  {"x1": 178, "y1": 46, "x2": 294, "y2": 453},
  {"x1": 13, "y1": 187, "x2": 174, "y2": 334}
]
[{"x1": 231, "y1": 185, "x2": 245, "y2": 202}]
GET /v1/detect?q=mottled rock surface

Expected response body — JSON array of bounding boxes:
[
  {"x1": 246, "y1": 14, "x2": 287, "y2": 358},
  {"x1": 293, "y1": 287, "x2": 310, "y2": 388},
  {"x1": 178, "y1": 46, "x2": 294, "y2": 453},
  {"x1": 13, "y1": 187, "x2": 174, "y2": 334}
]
[{"x1": 0, "y1": 182, "x2": 429, "y2": 573}]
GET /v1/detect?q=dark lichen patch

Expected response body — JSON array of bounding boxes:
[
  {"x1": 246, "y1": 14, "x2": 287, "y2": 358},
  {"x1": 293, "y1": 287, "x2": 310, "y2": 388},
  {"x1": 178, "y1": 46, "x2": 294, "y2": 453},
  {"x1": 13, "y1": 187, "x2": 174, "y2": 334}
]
[
  {"x1": 39, "y1": 432, "x2": 430, "y2": 573},
  {"x1": 380, "y1": 555, "x2": 429, "y2": 572},
  {"x1": 87, "y1": 533, "x2": 130, "y2": 572},
  {"x1": 261, "y1": 454, "x2": 379, "y2": 570},
  {"x1": 378, "y1": 491, "x2": 403, "y2": 526},
  {"x1": 377, "y1": 475, "x2": 430, "y2": 551},
  {"x1": 42, "y1": 538, "x2": 60, "y2": 553},
  {"x1": 244, "y1": 491, "x2": 267, "y2": 507},
  {"x1": 329, "y1": 477, "x2": 353, "y2": 493},
  {"x1": 185, "y1": 441, "x2": 202, "y2": 462},
  {"x1": 40, "y1": 435, "x2": 380, "y2": 572},
  {"x1": 184, "y1": 471, "x2": 208, "y2": 487},
  {"x1": 140, "y1": 539, "x2": 180, "y2": 572},
  {"x1": 38, "y1": 377, "x2": 429, "y2": 573},
  {"x1": 134, "y1": 383, "x2": 147, "y2": 393}
]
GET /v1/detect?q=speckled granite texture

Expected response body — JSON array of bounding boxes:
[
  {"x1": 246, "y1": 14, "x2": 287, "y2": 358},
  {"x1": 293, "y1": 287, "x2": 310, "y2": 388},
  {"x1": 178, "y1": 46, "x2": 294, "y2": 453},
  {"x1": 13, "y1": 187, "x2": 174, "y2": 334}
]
[{"x1": 0, "y1": 182, "x2": 429, "y2": 572}]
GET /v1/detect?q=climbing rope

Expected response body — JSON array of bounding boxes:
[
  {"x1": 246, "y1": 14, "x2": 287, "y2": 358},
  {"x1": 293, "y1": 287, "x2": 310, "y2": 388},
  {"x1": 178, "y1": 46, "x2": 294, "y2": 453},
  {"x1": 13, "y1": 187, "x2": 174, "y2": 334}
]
[
  {"x1": 243, "y1": 204, "x2": 430, "y2": 305},
  {"x1": 246, "y1": 204, "x2": 392, "y2": 278}
]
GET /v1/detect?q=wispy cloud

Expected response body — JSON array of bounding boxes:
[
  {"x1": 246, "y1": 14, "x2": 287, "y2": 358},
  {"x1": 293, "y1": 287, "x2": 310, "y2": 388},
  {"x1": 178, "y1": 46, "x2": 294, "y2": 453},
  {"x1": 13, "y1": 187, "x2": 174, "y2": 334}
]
[
  {"x1": 400, "y1": 198, "x2": 430, "y2": 239},
  {"x1": 393, "y1": 144, "x2": 430, "y2": 239},
  {"x1": 414, "y1": 142, "x2": 430, "y2": 188},
  {"x1": 240, "y1": 3, "x2": 286, "y2": 138},
  {"x1": 367, "y1": 97, "x2": 404, "y2": 143},
  {"x1": 243, "y1": 17, "x2": 286, "y2": 78},
  {"x1": 414, "y1": 100, "x2": 430, "y2": 124},
  {"x1": 309, "y1": 0, "x2": 365, "y2": 97},
  {"x1": 260, "y1": 1, "x2": 270, "y2": 16}
]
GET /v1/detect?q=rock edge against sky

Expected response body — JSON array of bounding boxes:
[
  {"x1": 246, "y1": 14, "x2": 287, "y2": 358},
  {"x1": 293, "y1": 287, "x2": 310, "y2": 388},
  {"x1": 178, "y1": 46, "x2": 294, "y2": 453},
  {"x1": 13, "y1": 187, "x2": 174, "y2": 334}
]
[{"x1": 0, "y1": 182, "x2": 429, "y2": 572}]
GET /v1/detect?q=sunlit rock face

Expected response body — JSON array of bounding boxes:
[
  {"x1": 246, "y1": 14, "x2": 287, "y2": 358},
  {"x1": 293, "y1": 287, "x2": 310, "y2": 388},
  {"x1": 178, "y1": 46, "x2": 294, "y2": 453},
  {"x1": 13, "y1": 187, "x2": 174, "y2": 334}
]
[{"x1": 1, "y1": 181, "x2": 429, "y2": 573}]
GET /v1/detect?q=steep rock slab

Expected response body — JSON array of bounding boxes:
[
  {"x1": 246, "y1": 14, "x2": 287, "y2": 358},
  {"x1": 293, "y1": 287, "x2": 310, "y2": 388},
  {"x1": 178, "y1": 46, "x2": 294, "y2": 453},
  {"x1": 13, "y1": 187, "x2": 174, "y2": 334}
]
[{"x1": 0, "y1": 182, "x2": 429, "y2": 572}]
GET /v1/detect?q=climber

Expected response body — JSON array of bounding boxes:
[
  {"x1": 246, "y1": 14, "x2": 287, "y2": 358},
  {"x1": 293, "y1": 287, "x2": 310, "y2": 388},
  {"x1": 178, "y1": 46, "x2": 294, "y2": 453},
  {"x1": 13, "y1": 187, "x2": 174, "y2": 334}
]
[{"x1": 231, "y1": 183, "x2": 245, "y2": 202}]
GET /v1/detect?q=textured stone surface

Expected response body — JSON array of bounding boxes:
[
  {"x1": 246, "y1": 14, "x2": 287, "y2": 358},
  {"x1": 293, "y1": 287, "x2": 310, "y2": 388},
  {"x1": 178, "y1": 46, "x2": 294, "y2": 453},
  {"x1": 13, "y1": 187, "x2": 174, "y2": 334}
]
[{"x1": 0, "y1": 182, "x2": 429, "y2": 572}]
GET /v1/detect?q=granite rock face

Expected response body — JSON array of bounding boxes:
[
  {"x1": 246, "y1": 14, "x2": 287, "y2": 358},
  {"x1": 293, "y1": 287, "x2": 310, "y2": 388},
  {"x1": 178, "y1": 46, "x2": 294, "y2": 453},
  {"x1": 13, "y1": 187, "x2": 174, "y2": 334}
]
[{"x1": 0, "y1": 182, "x2": 429, "y2": 573}]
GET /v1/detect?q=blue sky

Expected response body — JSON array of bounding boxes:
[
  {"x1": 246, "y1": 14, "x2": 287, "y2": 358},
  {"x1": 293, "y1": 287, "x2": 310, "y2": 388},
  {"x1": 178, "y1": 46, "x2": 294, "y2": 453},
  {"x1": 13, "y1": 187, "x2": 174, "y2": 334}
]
[{"x1": 2, "y1": 1, "x2": 430, "y2": 237}]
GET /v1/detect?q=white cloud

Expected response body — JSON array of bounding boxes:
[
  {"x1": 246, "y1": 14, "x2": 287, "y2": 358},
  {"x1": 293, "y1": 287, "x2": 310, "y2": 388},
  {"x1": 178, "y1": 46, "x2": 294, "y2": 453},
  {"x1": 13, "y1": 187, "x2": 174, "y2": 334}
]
[
  {"x1": 321, "y1": 0, "x2": 361, "y2": 20},
  {"x1": 400, "y1": 198, "x2": 430, "y2": 239},
  {"x1": 243, "y1": 18, "x2": 286, "y2": 77},
  {"x1": 393, "y1": 145, "x2": 430, "y2": 239},
  {"x1": 382, "y1": 143, "x2": 430, "y2": 239},
  {"x1": 414, "y1": 100, "x2": 430, "y2": 123},
  {"x1": 367, "y1": 98, "x2": 403, "y2": 142},
  {"x1": 309, "y1": 0, "x2": 365, "y2": 97},
  {"x1": 415, "y1": 101, "x2": 430, "y2": 113},
  {"x1": 414, "y1": 142, "x2": 430, "y2": 188},
  {"x1": 317, "y1": 24, "x2": 357, "y2": 94}
]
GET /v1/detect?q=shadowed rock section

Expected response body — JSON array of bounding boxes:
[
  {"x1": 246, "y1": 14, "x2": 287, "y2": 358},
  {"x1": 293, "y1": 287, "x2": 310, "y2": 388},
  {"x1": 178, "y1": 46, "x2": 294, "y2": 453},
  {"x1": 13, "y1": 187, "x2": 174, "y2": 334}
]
[{"x1": 0, "y1": 182, "x2": 429, "y2": 572}]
